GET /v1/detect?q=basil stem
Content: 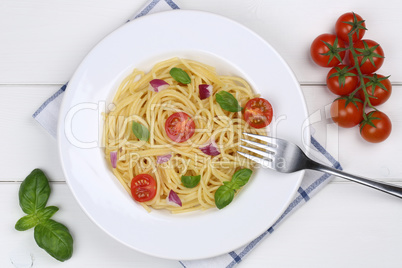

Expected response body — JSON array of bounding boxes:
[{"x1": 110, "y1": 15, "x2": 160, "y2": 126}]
[
  {"x1": 170, "y1": 67, "x2": 191, "y2": 84},
  {"x1": 132, "y1": 122, "x2": 150, "y2": 141},
  {"x1": 215, "y1": 91, "x2": 243, "y2": 112},
  {"x1": 181, "y1": 175, "x2": 201, "y2": 188}
]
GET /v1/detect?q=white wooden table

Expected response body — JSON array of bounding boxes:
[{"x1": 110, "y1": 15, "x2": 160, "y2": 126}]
[{"x1": 1, "y1": 0, "x2": 402, "y2": 267}]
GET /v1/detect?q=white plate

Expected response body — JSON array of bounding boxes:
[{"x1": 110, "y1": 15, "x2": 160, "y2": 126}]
[{"x1": 58, "y1": 10, "x2": 309, "y2": 260}]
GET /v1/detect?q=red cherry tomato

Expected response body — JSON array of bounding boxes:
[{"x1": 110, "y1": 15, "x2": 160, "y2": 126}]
[
  {"x1": 131, "y1": 174, "x2": 157, "y2": 202},
  {"x1": 310, "y1": 34, "x2": 346, "y2": 67},
  {"x1": 243, "y1": 98, "x2": 273, "y2": 129},
  {"x1": 326, "y1": 65, "x2": 359, "y2": 95},
  {"x1": 165, "y1": 112, "x2": 195, "y2": 143},
  {"x1": 330, "y1": 98, "x2": 364, "y2": 128},
  {"x1": 335, "y1": 12, "x2": 366, "y2": 43},
  {"x1": 360, "y1": 111, "x2": 392, "y2": 143},
  {"x1": 244, "y1": 98, "x2": 273, "y2": 128},
  {"x1": 348, "y1": 39, "x2": 384, "y2": 74},
  {"x1": 358, "y1": 74, "x2": 392, "y2": 106}
]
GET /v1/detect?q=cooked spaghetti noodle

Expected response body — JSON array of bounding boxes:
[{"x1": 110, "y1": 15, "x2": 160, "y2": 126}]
[{"x1": 104, "y1": 58, "x2": 266, "y2": 213}]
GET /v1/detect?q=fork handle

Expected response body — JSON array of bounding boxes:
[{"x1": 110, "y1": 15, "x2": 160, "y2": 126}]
[{"x1": 308, "y1": 160, "x2": 402, "y2": 199}]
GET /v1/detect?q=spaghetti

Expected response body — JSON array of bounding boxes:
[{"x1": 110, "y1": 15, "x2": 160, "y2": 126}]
[{"x1": 104, "y1": 58, "x2": 266, "y2": 213}]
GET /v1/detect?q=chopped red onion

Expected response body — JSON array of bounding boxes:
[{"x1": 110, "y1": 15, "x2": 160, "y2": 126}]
[
  {"x1": 110, "y1": 151, "x2": 117, "y2": 168},
  {"x1": 199, "y1": 139, "x2": 221, "y2": 156},
  {"x1": 166, "y1": 190, "x2": 182, "y2": 207},
  {"x1": 157, "y1": 154, "x2": 172, "y2": 164},
  {"x1": 199, "y1": 84, "x2": 213, "y2": 100},
  {"x1": 149, "y1": 79, "x2": 169, "y2": 92}
]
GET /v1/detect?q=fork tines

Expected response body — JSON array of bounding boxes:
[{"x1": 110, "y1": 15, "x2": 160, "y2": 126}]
[{"x1": 237, "y1": 133, "x2": 277, "y2": 167}]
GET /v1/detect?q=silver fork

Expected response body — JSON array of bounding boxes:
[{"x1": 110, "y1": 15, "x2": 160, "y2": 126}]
[{"x1": 238, "y1": 133, "x2": 402, "y2": 199}]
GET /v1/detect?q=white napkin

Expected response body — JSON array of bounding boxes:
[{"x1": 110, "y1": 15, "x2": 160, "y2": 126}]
[{"x1": 33, "y1": 0, "x2": 341, "y2": 267}]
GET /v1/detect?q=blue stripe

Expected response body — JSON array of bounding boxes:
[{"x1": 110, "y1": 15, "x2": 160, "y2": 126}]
[
  {"x1": 229, "y1": 251, "x2": 241, "y2": 263},
  {"x1": 165, "y1": 0, "x2": 180, "y2": 9},
  {"x1": 298, "y1": 187, "x2": 310, "y2": 201},
  {"x1": 32, "y1": 83, "x2": 67, "y2": 118},
  {"x1": 178, "y1": 260, "x2": 186, "y2": 268},
  {"x1": 132, "y1": 0, "x2": 161, "y2": 20},
  {"x1": 311, "y1": 136, "x2": 342, "y2": 170}
]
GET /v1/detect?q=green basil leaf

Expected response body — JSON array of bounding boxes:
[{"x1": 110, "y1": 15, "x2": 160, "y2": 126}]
[
  {"x1": 34, "y1": 219, "x2": 73, "y2": 262},
  {"x1": 19, "y1": 169, "x2": 51, "y2": 214},
  {"x1": 215, "y1": 91, "x2": 242, "y2": 112},
  {"x1": 132, "y1": 122, "x2": 149, "y2": 141},
  {"x1": 214, "y1": 184, "x2": 235, "y2": 209},
  {"x1": 170, "y1": 67, "x2": 191, "y2": 84},
  {"x1": 230, "y1": 168, "x2": 253, "y2": 189},
  {"x1": 36, "y1": 206, "x2": 59, "y2": 221},
  {"x1": 15, "y1": 214, "x2": 39, "y2": 231},
  {"x1": 181, "y1": 175, "x2": 201, "y2": 188}
]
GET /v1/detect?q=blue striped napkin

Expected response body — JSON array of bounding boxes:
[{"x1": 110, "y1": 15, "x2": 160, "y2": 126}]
[{"x1": 33, "y1": 0, "x2": 341, "y2": 267}]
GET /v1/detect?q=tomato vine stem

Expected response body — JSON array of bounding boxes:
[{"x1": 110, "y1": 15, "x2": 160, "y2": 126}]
[{"x1": 347, "y1": 34, "x2": 377, "y2": 120}]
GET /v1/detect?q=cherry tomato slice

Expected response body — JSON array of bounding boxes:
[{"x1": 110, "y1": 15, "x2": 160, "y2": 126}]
[
  {"x1": 244, "y1": 98, "x2": 273, "y2": 129},
  {"x1": 131, "y1": 174, "x2": 157, "y2": 202},
  {"x1": 165, "y1": 112, "x2": 195, "y2": 143}
]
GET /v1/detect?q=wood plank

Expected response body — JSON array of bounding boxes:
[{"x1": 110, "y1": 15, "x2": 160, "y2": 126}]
[
  {"x1": 0, "y1": 0, "x2": 148, "y2": 84},
  {"x1": 0, "y1": 85, "x2": 65, "y2": 181},
  {"x1": 0, "y1": 0, "x2": 401, "y2": 84},
  {"x1": 244, "y1": 180, "x2": 402, "y2": 267},
  {"x1": 2, "y1": 181, "x2": 402, "y2": 267}
]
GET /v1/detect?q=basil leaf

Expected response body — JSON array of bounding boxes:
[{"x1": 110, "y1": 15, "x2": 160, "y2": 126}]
[
  {"x1": 15, "y1": 214, "x2": 39, "y2": 231},
  {"x1": 132, "y1": 122, "x2": 149, "y2": 141},
  {"x1": 36, "y1": 206, "x2": 59, "y2": 221},
  {"x1": 215, "y1": 91, "x2": 242, "y2": 112},
  {"x1": 181, "y1": 175, "x2": 201, "y2": 188},
  {"x1": 34, "y1": 219, "x2": 73, "y2": 262},
  {"x1": 170, "y1": 67, "x2": 191, "y2": 84},
  {"x1": 230, "y1": 168, "x2": 252, "y2": 189},
  {"x1": 19, "y1": 169, "x2": 51, "y2": 214},
  {"x1": 214, "y1": 184, "x2": 235, "y2": 209}
]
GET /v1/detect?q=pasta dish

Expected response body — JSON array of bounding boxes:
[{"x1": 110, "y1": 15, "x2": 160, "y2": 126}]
[{"x1": 103, "y1": 58, "x2": 272, "y2": 213}]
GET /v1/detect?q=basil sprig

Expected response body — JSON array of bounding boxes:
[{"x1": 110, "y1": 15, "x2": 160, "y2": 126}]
[
  {"x1": 170, "y1": 67, "x2": 191, "y2": 84},
  {"x1": 132, "y1": 122, "x2": 150, "y2": 141},
  {"x1": 215, "y1": 91, "x2": 243, "y2": 112},
  {"x1": 181, "y1": 175, "x2": 201, "y2": 188},
  {"x1": 215, "y1": 168, "x2": 252, "y2": 209},
  {"x1": 16, "y1": 169, "x2": 73, "y2": 262}
]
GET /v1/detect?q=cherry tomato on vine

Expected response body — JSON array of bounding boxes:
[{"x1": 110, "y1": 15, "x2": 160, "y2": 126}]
[
  {"x1": 326, "y1": 65, "x2": 359, "y2": 95},
  {"x1": 310, "y1": 34, "x2": 346, "y2": 67},
  {"x1": 360, "y1": 111, "x2": 392, "y2": 143},
  {"x1": 358, "y1": 74, "x2": 392, "y2": 106},
  {"x1": 244, "y1": 98, "x2": 273, "y2": 128},
  {"x1": 165, "y1": 112, "x2": 195, "y2": 143},
  {"x1": 335, "y1": 12, "x2": 366, "y2": 43},
  {"x1": 348, "y1": 39, "x2": 384, "y2": 74},
  {"x1": 131, "y1": 174, "x2": 157, "y2": 202},
  {"x1": 330, "y1": 98, "x2": 364, "y2": 128}
]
